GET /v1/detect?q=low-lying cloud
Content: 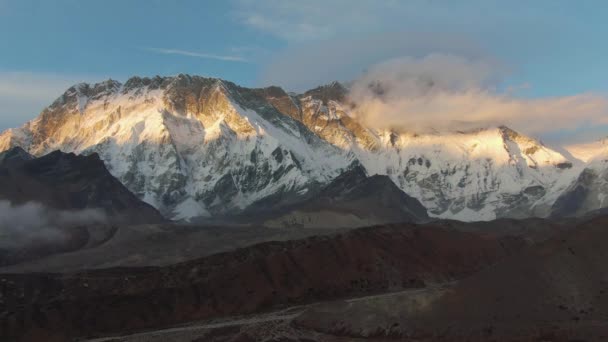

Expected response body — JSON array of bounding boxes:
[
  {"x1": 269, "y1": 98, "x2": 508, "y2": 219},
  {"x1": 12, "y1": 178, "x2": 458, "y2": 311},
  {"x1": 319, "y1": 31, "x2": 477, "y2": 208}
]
[
  {"x1": 0, "y1": 200, "x2": 107, "y2": 249},
  {"x1": 348, "y1": 54, "x2": 608, "y2": 140}
]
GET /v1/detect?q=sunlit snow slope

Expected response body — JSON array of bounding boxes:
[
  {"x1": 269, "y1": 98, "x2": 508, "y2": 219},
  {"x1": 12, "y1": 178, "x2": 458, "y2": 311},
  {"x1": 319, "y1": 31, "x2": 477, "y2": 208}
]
[{"x1": 0, "y1": 75, "x2": 590, "y2": 221}]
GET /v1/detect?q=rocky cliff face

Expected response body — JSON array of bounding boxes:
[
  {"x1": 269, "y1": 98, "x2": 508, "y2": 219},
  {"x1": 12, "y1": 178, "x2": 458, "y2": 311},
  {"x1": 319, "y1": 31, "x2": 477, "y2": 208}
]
[
  {"x1": 0, "y1": 147, "x2": 164, "y2": 224},
  {"x1": 263, "y1": 164, "x2": 429, "y2": 228},
  {"x1": 0, "y1": 75, "x2": 353, "y2": 220},
  {"x1": 0, "y1": 146, "x2": 32, "y2": 165},
  {"x1": 0, "y1": 75, "x2": 588, "y2": 221},
  {"x1": 551, "y1": 151, "x2": 608, "y2": 218}
]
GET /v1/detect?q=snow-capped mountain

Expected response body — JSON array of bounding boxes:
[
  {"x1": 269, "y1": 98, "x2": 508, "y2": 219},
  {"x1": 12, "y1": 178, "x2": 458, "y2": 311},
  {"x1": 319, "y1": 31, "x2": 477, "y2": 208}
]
[
  {"x1": 552, "y1": 138, "x2": 608, "y2": 217},
  {"x1": 285, "y1": 82, "x2": 583, "y2": 220},
  {"x1": 354, "y1": 126, "x2": 581, "y2": 220},
  {"x1": 0, "y1": 75, "x2": 590, "y2": 221},
  {"x1": 0, "y1": 76, "x2": 354, "y2": 220}
]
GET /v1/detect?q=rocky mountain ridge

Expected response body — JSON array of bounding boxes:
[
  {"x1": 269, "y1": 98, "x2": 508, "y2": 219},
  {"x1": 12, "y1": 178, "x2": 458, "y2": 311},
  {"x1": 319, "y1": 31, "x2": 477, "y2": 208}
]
[
  {"x1": 0, "y1": 74, "x2": 598, "y2": 221},
  {"x1": 262, "y1": 164, "x2": 429, "y2": 228}
]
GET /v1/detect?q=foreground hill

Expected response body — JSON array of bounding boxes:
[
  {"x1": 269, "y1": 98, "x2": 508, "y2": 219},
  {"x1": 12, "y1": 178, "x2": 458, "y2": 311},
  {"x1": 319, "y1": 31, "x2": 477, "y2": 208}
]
[
  {"x1": 0, "y1": 147, "x2": 164, "y2": 223},
  {"x1": 261, "y1": 164, "x2": 429, "y2": 228},
  {"x1": 292, "y1": 216, "x2": 608, "y2": 341},
  {"x1": 0, "y1": 148, "x2": 165, "y2": 266},
  {"x1": 0, "y1": 75, "x2": 585, "y2": 221},
  {"x1": 0, "y1": 223, "x2": 526, "y2": 341},
  {"x1": 18, "y1": 216, "x2": 598, "y2": 342}
]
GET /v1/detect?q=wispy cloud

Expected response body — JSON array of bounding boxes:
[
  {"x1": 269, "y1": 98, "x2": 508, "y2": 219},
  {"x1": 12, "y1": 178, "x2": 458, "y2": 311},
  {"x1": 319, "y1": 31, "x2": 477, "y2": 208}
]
[
  {"x1": 259, "y1": 31, "x2": 485, "y2": 92},
  {"x1": 143, "y1": 47, "x2": 248, "y2": 62}
]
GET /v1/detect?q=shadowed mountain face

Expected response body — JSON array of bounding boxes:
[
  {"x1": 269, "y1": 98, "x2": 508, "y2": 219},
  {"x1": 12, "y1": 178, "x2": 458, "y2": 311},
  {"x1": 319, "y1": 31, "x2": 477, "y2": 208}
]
[
  {"x1": 0, "y1": 148, "x2": 165, "y2": 267},
  {"x1": 0, "y1": 146, "x2": 33, "y2": 165},
  {"x1": 551, "y1": 165, "x2": 608, "y2": 218},
  {"x1": 263, "y1": 165, "x2": 429, "y2": 228},
  {"x1": 0, "y1": 157, "x2": 428, "y2": 270},
  {"x1": 289, "y1": 216, "x2": 608, "y2": 341},
  {"x1": 0, "y1": 223, "x2": 526, "y2": 342},
  {"x1": 0, "y1": 147, "x2": 164, "y2": 223}
]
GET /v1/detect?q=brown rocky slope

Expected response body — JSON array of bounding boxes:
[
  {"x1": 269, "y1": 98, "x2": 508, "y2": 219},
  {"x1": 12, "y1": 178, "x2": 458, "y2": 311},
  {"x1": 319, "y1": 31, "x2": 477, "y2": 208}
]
[
  {"x1": 0, "y1": 223, "x2": 525, "y2": 341},
  {"x1": 294, "y1": 216, "x2": 608, "y2": 341}
]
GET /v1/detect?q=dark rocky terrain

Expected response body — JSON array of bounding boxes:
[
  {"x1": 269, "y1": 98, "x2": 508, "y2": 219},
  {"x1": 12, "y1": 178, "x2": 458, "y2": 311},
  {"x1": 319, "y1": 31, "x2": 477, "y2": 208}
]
[
  {"x1": 0, "y1": 147, "x2": 33, "y2": 165},
  {"x1": 290, "y1": 215, "x2": 608, "y2": 341},
  {"x1": 0, "y1": 150, "x2": 433, "y2": 272},
  {"x1": 0, "y1": 122, "x2": 604, "y2": 341},
  {"x1": 259, "y1": 164, "x2": 429, "y2": 228},
  {"x1": 40, "y1": 215, "x2": 604, "y2": 342},
  {"x1": 0, "y1": 147, "x2": 164, "y2": 223},
  {"x1": 0, "y1": 223, "x2": 526, "y2": 341},
  {"x1": 0, "y1": 148, "x2": 164, "y2": 267},
  {"x1": 0, "y1": 224, "x2": 347, "y2": 273}
]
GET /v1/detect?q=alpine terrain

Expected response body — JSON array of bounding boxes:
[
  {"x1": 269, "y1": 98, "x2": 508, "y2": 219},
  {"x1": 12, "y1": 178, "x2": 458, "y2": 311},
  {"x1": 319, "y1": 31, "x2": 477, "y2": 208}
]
[{"x1": 0, "y1": 75, "x2": 597, "y2": 222}]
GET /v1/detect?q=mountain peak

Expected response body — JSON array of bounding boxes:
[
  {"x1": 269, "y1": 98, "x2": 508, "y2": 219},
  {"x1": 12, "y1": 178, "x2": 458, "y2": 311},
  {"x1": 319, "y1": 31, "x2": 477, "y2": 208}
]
[
  {"x1": 0, "y1": 75, "x2": 587, "y2": 221},
  {"x1": 119, "y1": 74, "x2": 233, "y2": 96},
  {"x1": 72, "y1": 79, "x2": 122, "y2": 97},
  {"x1": 320, "y1": 162, "x2": 368, "y2": 195},
  {"x1": 302, "y1": 81, "x2": 348, "y2": 104},
  {"x1": 0, "y1": 146, "x2": 33, "y2": 165}
]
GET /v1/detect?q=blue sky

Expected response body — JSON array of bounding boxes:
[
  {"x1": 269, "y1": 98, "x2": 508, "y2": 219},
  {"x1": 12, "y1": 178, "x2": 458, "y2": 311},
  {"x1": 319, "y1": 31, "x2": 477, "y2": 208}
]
[{"x1": 1, "y1": 0, "x2": 607, "y2": 144}]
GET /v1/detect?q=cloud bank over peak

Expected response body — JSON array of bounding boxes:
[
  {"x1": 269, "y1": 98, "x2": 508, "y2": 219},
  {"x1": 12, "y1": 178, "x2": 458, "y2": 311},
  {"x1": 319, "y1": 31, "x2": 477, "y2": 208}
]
[
  {"x1": 236, "y1": 0, "x2": 608, "y2": 144},
  {"x1": 350, "y1": 54, "x2": 502, "y2": 97},
  {"x1": 345, "y1": 54, "x2": 608, "y2": 140}
]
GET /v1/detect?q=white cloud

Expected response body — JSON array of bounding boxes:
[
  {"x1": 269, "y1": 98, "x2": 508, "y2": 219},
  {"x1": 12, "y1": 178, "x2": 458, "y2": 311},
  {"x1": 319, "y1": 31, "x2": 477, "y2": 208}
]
[
  {"x1": 258, "y1": 32, "x2": 486, "y2": 92},
  {"x1": 348, "y1": 54, "x2": 608, "y2": 139},
  {"x1": 143, "y1": 47, "x2": 248, "y2": 62},
  {"x1": 240, "y1": 1, "x2": 607, "y2": 144}
]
